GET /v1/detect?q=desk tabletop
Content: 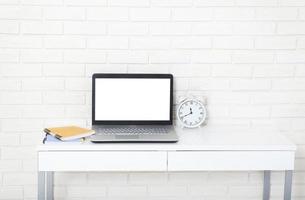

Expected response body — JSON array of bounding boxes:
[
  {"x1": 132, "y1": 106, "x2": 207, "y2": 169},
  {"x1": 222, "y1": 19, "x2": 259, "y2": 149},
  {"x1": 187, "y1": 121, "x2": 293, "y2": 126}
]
[{"x1": 37, "y1": 128, "x2": 296, "y2": 152}]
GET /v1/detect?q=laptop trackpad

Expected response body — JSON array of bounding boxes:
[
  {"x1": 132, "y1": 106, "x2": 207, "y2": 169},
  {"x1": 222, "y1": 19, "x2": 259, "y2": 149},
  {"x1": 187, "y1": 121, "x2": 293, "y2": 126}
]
[{"x1": 115, "y1": 135, "x2": 139, "y2": 139}]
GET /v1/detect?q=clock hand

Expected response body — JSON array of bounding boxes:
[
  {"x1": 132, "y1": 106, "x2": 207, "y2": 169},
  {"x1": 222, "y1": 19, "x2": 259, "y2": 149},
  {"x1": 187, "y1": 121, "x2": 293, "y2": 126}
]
[
  {"x1": 181, "y1": 113, "x2": 191, "y2": 118},
  {"x1": 181, "y1": 108, "x2": 193, "y2": 118}
]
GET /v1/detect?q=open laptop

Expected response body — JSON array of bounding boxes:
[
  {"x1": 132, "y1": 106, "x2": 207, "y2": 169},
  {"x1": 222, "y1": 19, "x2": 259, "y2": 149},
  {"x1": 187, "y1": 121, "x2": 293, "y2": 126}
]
[{"x1": 90, "y1": 73, "x2": 178, "y2": 143}]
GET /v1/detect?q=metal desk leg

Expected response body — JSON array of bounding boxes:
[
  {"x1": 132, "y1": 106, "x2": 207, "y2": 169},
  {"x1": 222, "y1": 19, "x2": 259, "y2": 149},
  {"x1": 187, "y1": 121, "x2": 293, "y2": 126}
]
[
  {"x1": 38, "y1": 172, "x2": 54, "y2": 200},
  {"x1": 284, "y1": 170, "x2": 293, "y2": 200},
  {"x1": 38, "y1": 172, "x2": 46, "y2": 200},
  {"x1": 263, "y1": 171, "x2": 271, "y2": 200},
  {"x1": 46, "y1": 172, "x2": 54, "y2": 200}
]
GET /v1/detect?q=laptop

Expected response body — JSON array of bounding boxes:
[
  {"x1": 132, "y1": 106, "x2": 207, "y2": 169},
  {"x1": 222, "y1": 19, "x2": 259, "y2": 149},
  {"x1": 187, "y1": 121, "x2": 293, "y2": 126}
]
[{"x1": 90, "y1": 73, "x2": 179, "y2": 143}]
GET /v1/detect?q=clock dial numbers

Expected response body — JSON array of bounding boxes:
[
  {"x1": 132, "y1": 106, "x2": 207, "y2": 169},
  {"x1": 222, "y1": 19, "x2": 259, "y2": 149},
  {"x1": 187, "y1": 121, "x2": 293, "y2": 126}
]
[{"x1": 177, "y1": 99, "x2": 206, "y2": 128}]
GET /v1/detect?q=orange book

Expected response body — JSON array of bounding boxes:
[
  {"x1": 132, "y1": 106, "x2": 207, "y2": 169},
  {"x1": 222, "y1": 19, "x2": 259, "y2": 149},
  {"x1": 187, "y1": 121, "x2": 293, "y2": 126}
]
[{"x1": 44, "y1": 126, "x2": 95, "y2": 141}]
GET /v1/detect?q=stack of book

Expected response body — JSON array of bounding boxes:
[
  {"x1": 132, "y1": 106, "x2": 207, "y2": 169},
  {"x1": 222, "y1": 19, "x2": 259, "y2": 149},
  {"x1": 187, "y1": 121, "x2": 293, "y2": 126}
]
[{"x1": 43, "y1": 126, "x2": 95, "y2": 144}]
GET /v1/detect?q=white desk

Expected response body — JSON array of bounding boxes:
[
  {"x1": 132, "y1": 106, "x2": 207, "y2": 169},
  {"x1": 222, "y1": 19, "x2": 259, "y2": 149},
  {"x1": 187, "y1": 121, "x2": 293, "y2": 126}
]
[{"x1": 37, "y1": 130, "x2": 296, "y2": 200}]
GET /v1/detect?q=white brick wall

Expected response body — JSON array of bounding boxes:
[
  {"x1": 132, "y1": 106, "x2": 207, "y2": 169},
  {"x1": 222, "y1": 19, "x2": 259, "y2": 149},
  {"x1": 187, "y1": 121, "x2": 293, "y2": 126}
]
[{"x1": 0, "y1": 0, "x2": 305, "y2": 200}]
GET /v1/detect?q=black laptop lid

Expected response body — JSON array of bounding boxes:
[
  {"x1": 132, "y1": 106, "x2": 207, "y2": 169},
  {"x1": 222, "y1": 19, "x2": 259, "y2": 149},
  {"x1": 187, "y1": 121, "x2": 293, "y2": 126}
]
[{"x1": 92, "y1": 74, "x2": 173, "y2": 125}]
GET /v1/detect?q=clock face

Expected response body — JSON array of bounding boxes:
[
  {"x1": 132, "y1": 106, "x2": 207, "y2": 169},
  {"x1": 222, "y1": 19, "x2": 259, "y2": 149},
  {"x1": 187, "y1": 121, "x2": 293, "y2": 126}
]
[{"x1": 177, "y1": 99, "x2": 206, "y2": 128}]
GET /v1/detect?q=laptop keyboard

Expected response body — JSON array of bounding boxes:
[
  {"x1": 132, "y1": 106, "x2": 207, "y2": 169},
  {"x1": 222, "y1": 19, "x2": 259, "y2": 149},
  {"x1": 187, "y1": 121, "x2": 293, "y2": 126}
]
[{"x1": 96, "y1": 127, "x2": 170, "y2": 135}]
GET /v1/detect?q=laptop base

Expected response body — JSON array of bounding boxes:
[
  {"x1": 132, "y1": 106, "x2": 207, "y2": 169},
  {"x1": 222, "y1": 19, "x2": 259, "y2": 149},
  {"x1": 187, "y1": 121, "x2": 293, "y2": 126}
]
[{"x1": 90, "y1": 125, "x2": 178, "y2": 143}]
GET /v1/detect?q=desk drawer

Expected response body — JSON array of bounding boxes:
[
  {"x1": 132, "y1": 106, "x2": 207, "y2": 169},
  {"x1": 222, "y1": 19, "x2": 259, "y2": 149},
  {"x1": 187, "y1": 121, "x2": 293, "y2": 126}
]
[
  {"x1": 168, "y1": 151, "x2": 295, "y2": 171},
  {"x1": 39, "y1": 151, "x2": 167, "y2": 171}
]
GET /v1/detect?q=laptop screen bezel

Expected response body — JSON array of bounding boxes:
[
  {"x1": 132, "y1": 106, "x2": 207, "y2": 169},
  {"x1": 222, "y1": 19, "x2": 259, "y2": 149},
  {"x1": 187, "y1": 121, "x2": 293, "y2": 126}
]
[{"x1": 92, "y1": 73, "x2": 173, "y2": 125}]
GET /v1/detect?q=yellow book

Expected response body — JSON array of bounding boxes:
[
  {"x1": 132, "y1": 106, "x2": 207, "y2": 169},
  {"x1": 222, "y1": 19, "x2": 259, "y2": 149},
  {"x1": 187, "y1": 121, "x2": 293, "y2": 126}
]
[{"x1": 44, "y1": 126, "x2": 95, "y2": 141}]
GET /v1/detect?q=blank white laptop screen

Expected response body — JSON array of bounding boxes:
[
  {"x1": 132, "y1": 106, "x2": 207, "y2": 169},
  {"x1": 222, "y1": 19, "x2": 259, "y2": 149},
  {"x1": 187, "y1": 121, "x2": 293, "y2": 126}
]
[{"x1": 95, "y1": 78, "x2": 171, "y2": 121}]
